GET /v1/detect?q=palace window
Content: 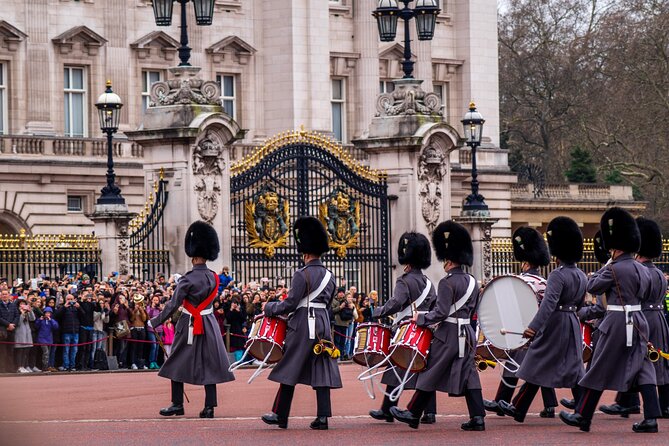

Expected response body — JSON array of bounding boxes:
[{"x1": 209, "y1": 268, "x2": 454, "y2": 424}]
[
  {"x1": 379, "y1": 80, "x2": 395, "y2": 94},
  {"x1": 433, "y1": 82, "x2": 448, "y2": 118},
  {"x1": 64, "y1": 66, "x2": 87, "y2": 137},
  {"x1": 331, "y1": 78, "x2": 346, "y2": 142},
  {"x1": 216, "y1": 74, "x2": 236, "y2": 119},
  {"x1": 67, "y1": 195, "x2": 83, "y2": 212},
  {"x1": 141, "y1": 70, "x2": 162, "y2": 112},
  {"x1": 0, "y1": 62, "x2": 6, "y2": 135}
]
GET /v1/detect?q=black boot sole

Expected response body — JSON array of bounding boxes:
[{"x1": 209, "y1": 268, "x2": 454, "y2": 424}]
[{"x1": 159, "y1": 409, "x2": 184, "y2": 417}]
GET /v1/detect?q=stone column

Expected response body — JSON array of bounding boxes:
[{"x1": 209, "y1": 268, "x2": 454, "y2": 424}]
[
  {"x1": 353, "y1": 0, "x2": 380, "y2": 138},
  {"x1": 88, "y1": 205, "x2": 134, "y2": 278},
  {"x1": 454, "y1": 215, "x2": 498, "y2": 286}
]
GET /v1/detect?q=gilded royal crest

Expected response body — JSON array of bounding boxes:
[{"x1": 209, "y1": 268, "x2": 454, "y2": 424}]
[
  {"x1": 245, "y1": 186, "x2": 290, "y2": 258},
  {"x1": 319, "y1": 188, "x2": 360, "y2": 258}
]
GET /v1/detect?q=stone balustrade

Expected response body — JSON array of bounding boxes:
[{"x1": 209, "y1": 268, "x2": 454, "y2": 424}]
[
  {"x1": 0, "y1": 135, "x2": 143, "y2": 159},
  {"x1": 511, "y1": 183, "x2": 636, "y2": 201}
]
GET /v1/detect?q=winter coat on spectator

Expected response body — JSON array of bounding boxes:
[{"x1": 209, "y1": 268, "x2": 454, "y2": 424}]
[
  {"x1": 218, "y1": 273, "x2": 234, "y2": 291},
  {"x1": 145, "y1": 306, "x2": 161, "y2": 333},
  {"x1": 79, "y1": 301, "x2": 99, "y2": 327},
  {"x1": 35, "y1": 317, "x2": 59, "y2": 344},
  {"x1": 225, "y1": 307, "x2": 247, "y2": 351},
  {"x1": 56, "y1": 305, "x2": 84, "y2": 334},
  {"x1": 214, "y1": 308, "x2": 227, "y2": 337},
  {"x1": 162, "y1": 322, "x2": 175, "y2": 345},
  {"x1": 0, "y1": 300, "x2": 19, "y2": 329},
  {"x1": 14, "y1": 309, "x2": 35, "y2": 349},
  {"x1": 93, "y1": 310, "x2": 109, "y2": 332}
]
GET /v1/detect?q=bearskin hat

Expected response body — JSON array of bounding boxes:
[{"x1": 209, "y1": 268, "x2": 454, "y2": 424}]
[
  {"x1": 294, "y1": 216, "x2": 330, "y2": 255},
  {"x1": 398, "y1": 232, "x2": 432, "y2": 269},
  {"x1": 431, "y1": 221, "x2": 473, "y2": 266},
  {"x1": 546, "y1": 217, "x2": 583, "y2": 264},
  {"x1": 593, "y1": 230, "x2": 610, "y2": 265},
  {"x1": 600, "y1": 207, "x2": 640, "y2": 253},
  {"x1": 636, "y1": 217, "x2": 663, "y2": 259},
  {"x1": 185, "y1": 221, "x2": 219, "y2": 261},
  {"x1": 512, "y1": 226, "x2": 550, "y2": 267}
]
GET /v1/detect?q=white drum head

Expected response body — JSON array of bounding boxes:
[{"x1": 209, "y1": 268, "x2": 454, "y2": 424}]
[{"x1": 478, "y1": 275, "x2": 539, "y2": 350}]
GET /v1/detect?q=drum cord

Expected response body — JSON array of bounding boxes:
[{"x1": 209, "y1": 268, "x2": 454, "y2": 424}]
[{"x1": 228, "y1": 341, "x2": 277, "y2": 384}]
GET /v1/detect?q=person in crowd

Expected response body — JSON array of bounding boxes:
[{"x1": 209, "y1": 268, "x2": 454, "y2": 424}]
[
  {"x1": 14, "y1": 299, "x2": 36, "y2": 373},
  {"x1": 162, "y1": 319, "x2": 175, "y2": 357},
  {"x1": 213, "y1": 299, "x2": 227, "y2": 339},
  {"x1": 78, "y1": 290, "x2": 100, "y2": 370},
  {"x1": 0, "y1": 287, "x2": 19, "y2": 372},
  {"x1": 219, "y1": 266, "x2": 234, "y2": 292},
  {"x1": 56, "y1": 294, "x2": 84, "y2": 372},
  {"x1": 226, "y1": 297, "x2": 248, "y2": 362},
  {"x1": 35, "y1": 306, "x2": 59, "y2": 372},
  {"x1": 92, "y1": 295, "x2": 110, "y2": 361},
  {"x1": 129, "y1": 294, "x2": 148, "y2": 369},
  {"x1": 331, "y1": 288, "x2": 354, "y2": 360},
  {"x1": 112, "y1": 293, "x2": 131, "y2": 368},
  {"x1": 145, "y1": 294, "x2": 162, "y2": 370}
]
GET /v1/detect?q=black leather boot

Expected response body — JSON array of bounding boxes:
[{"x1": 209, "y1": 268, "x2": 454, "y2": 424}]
[
  {"x1": 369, "y1": 409, "x2": 393, "y2": 422},
  {"x1": 483, "y1": 399, "x2": 505, "y2": 416},
  {"x1": 498, "y1": 400, "x2": 524, "y2": 422},
  {"x1": 599, "y1": 403, "x2": 640, "y2": 418},
  {"x1": 389, "y1": 406, "x2": 420, "y2": 429},
  {"x1": 461, "y1": 416, "x2": 485, "y2": 431},
  {"x1": 159, "y1": 404, "x2": 184, "y2": 417},
  {"x1": 632, "y1": 419, "x2": 658, "y2": 433},
  {"x1": 560, "y1": 398, "x2": 575, "y2": 410},
  {"x1": 310, "y1": 417, "x2": 329, "y2": 430},
  {"x1": 540, "y1": 407, "x2": 555, "y2": 418},
  {"x1": 559, "y1": 411, "x2": 591, "y2": 432},
  {"x1": 662, "y1": 407, "x2": 669, "y2": 419},
  {"x1": 261, "y1": 412, "x2": 288, "y2": 429},
  {"x1": 420, "y1": 413, "x2": 436, "y2": 424},
  {"x1": 199, "y1": 406, "x2": 214, "y2": 418}
]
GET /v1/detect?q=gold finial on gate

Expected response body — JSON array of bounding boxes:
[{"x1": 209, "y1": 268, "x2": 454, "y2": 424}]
[{"x1": 159, "y1": 167, "x2": 165, "y2": 180}]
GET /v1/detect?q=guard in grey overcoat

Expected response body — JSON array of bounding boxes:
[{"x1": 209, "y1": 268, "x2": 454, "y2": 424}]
[
  {"x1": 499, "y1": 217, "x2": 587, "y2": 422},
  {"x1": 368, "y1": 232, "x2": 437, "y2": 424},
  {"x1": 484, "y1": 226, "x2": 558, "y2": 418},
  {"x1": 261, "y1": 217, "x2": 342, "y2": 431},
  {"x1": 390, "y1": 221, "x2": 486, "y2": 431},
  {"x1": 599, "y1": 217, "x2": 669, "y2": 418},
  {"x1": 151, "y1": 221, "x2": 235, "y2": 419},
  {"x1": 560, "y1": 207, "x2": 662, "y2": 433}
]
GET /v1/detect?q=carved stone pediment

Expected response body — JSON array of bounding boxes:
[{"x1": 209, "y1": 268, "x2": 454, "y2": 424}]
[
  {"x1": 379, "y1": 43, "x2": 414, "y2": 79},
  {"x1": 130, "y1": 31, "x2": 179, "y2": 62},
  {"x1": 330, "y1": 52, "x2": 359, "y2": 77},
  {"x1": 432, "y1": 58, "x2": 464, "y2": 82},
  {"x1": 0, "y1": 20, "x2": 27, "y2": 52},
  {"x1": 206, "y1": 36, "x2": 256, "y2": 65},
  {"x1": 52, "y1": 26, "x2": 107, "y2": 56}
]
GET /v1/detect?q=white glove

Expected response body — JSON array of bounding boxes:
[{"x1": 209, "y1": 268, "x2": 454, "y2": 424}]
[{"x1": 147, "y1": 319, "x2": 153, "y2": 329}]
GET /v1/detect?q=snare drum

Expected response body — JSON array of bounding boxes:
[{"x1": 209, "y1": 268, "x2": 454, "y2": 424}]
[
  {"x1": 244, "y1": 315, "x2": 287, "y2": 364},
  {"x1": 389, "y1": 321, "x2": 432, "y2": 372},
  {"x1": 353, "y1": 322, "x2": 391, "y2": 367},
  {"x1": 581, "y1": 322, "x2": 593, "y2": 363},
  {"x1": 477, "y1": 275, "x2": 540, "y2": 351}
]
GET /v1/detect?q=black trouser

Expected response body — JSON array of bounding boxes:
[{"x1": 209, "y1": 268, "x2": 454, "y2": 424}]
[
  {"x1": 495, "y1": 377, "x2": 557, "y2": 407},
  {"x1": 272, "y1": 384, "x2": 332, "y2": 418},
  {"x1": 78, "y1": 328, "x2": 93, "y2": 369},
  {"x1": 380, "y1": 386, "x2": 436, "y2": 414},
  {"x1": 577, "y1": 384, "x2": 661, "y2": 420},
  {"x1": 130, "y1": 328, "x2": 146, "y2": 367},
  {"x1": 0, "y1": 341, "x2": 15, "y2": 372},
  {"x1": 512, "y1": 383, "x2": 580, "y2": 420},
  {"x1": 616, "y1": 384, "x2": 669, "y2": 410},
  {"x1": 171, "y1": 380, "x2": 217, "y2": 407},
  {"x1": 14, "y1": 348, "x2": 30, "y2": 369},
  {"x1": 409, "y1": 389, "x2": 485, "y2": 418}
]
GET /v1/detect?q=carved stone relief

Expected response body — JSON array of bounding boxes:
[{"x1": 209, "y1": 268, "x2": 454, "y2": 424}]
[
  {"x1": 418, "y1": 145, "x2": 447, "y2": 232},
  {"x1": 117, "y1": 221, "x2": 130, "y2": 276},
  {"x1": 193, "y1": 132, "x2": 225, "y2": 223},
  {"x1": 376, "y1": 79, "x2": 442, "y2": 117},
  {"x1": 482, "y1": 223, "x2": 493, "y2": 284}
]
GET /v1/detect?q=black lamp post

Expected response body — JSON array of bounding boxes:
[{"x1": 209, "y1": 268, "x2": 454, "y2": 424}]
[
  {"x1": 373, "y1": 0, "x2": 440, "y2": 79},
  {"x1": 461, "y1": 102, "x2": 488, "y2": 212},
  {"x1": 151, "y1": 0, "x2": 215, "y2": 67},
  {"x1": 95, "y1": 81, "x2": 125, "y2": 205}
]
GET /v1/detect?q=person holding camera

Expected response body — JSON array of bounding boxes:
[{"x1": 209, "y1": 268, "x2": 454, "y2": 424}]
[
  {"x1": 112, "y1": 293, "x2": 131, "y2": 368},
  {"x1": 13, "y1": 300, "x2": 35, "y2": 373},
  {"x1": 77, "y1": 290, "x2": 100, "y2": 370},
  {"x1": 145, "y1": 294, "x2": 163, "y2": 370},
  {"x1": 0, "y1": 287, "x2": 20, "y2": 372},
  {"x1": 226, "y1": 297, "x2": 247, "y2": 362},
  {"x1": 92, "y1": 296, "x2": 110, "y2": 364},
  {"x1": 331, "y1": 289, "x2": 354, "y2": 361},
  {"x1": 129, "y1": 294, "x2": 148, "y2": 369},
  {"x1": 35, "y1": 306, "x2": 59, "y2": 372},
  {"x1": 55, "y1": 294, "x2": 84, "y2": 371}
]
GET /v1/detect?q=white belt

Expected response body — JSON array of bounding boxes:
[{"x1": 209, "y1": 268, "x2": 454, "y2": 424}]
[
  {"x1": 608, "y1": 305, "x2": 641, "y2": 347},
  {"x1": 446, "y1": 317, "x2": 470, "y2": 358},
  {"x1": 182, "y1": 307, "x2": 213, "y2": 344},
  {"x1": 297, "y1": 300, "x2": 327, "y2": 310}
]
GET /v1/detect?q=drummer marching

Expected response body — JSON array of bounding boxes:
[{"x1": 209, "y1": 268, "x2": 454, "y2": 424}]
[
  {"x1": 368, "y1": 232, "x2": 438, "y2": 425},
  {"x1": 390, "y1": 221, "x2": 486, "y2": 431}
]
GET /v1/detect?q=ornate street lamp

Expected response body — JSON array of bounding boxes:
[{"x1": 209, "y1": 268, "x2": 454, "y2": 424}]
[
  {"x1": 373, "y1": 0, "x2": 440, "y2": 78},
  {"x1": 95, "y1": 81, "x2": 125, "y2": 205},
  {"x1": 461, "y1": 102, "x2": 488, "y2": 212},
  {"x1": 151, "y1": 0, "x2": 216, "y2": 66}
]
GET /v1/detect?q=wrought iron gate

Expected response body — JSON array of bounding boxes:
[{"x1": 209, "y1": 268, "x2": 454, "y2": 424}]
[
  {"x1": 129, "y1": 170, "x2": 170, "y2": 280},
  {"x1": 230, "y1": 130, "x2": 390, "y2": 300}
]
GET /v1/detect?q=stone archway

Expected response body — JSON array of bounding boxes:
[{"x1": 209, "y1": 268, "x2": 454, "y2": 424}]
[{"x1": 0, "y1": 211, "x2": 29, "y2": 235}]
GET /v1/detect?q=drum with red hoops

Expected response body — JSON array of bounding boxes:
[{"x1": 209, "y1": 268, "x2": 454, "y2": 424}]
[
  {"x1": 244, "y1": 315, "x2": 287, "y2": 364},
  {"x1": 353, "y1": 322, "x2": 391, "y2": 367},
  {"x1": 581, "y1": 322, "x2": 593, "y2": 363},
  {"x1": 388, "y1": 321, "x2": 433, "y2": 372}
]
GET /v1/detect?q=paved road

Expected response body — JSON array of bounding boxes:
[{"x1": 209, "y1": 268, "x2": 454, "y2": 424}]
[{"x1": 0, "y1": 363, "x2": 665, "y2": 445}]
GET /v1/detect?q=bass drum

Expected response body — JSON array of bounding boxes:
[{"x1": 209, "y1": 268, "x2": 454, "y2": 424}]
[{"x1": 477, "y1": 275, "x2": 540, "y2": 351}]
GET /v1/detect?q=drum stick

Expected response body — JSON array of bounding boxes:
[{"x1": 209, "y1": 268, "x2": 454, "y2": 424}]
[{"x1": 499, "y1": 329, "x2": 524, "y2": 336}]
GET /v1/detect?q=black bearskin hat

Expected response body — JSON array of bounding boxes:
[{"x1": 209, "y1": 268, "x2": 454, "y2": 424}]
[
  {"x1": 398, "y1": 232, "x2": 432, "y2": 269},
  {"x1": 636, "y1": 217, "x2": 663, "y2": 259},
  {"x1": 431, "y1": 221, "x2": 473, "y2": 266},
  {"x1": 546, "y1": 217, "x2": 583, "y2": 264},
  {"x1": 593, "y1": 230, "x2": 610, "y2": 265},
  {"x1": 600, "y1": 207, "x2": 640, "y2": 253},
  {"x1": 185, "y1": 221, "x2": 219, "y2": 261},
  {"x1": 294, "y1": 217, "x2": 329, "y2": 255},
  {"x1": 512, "y1": 227, "x2": 550, "y2": 267}
]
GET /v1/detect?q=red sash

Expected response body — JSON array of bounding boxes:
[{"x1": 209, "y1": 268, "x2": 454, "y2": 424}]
[{"x1": 183, "y1": 272, "x2": 220, "y2": 337}]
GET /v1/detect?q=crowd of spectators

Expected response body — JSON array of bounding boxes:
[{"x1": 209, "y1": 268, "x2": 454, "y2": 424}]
[{"x1": 0, "y1": 266, "x2": 382, "y2": 373}]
